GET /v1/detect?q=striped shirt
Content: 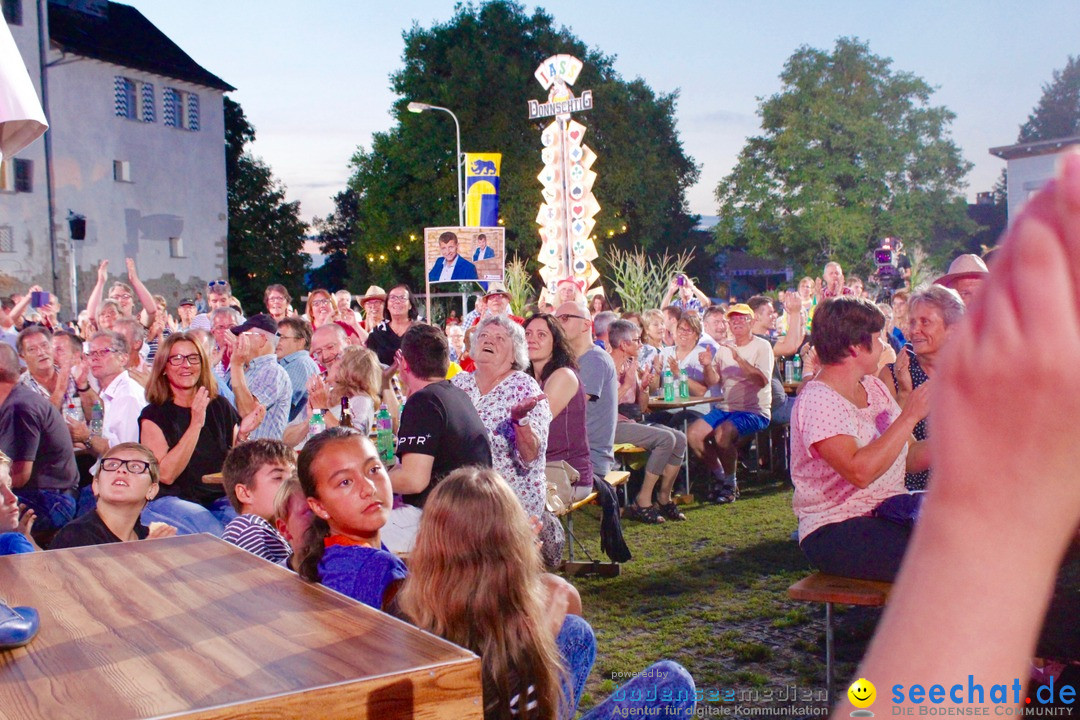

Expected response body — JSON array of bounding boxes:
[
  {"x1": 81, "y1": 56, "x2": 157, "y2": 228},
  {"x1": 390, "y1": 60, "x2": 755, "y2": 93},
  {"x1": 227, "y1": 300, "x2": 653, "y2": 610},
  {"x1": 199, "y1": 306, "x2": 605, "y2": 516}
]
[{"x1": 222, "y1": 514, "x2": 291, "y2": 565}]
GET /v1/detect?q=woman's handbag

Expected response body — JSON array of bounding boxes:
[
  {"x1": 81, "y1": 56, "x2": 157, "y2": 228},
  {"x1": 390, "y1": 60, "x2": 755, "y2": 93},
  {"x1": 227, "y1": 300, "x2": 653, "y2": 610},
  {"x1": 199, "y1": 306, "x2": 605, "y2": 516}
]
[{"x1": 544, "y1": 460, "x2": 579, "y2": 514}]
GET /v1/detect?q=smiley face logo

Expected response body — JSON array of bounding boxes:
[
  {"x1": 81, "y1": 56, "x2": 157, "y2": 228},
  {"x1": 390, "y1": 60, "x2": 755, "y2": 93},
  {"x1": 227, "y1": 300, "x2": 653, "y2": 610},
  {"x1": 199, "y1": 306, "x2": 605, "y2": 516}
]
[{"x1": 848, "y1": 678, "x2": 876, "y2": 709}]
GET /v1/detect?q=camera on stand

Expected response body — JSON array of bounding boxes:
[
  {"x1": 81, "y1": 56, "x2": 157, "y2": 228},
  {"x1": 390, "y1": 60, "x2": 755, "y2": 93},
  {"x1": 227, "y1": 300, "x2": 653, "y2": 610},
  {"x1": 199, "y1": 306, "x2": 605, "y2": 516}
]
[{"x1": 873, "y1": 237, "x2": 906, "y2": 301}]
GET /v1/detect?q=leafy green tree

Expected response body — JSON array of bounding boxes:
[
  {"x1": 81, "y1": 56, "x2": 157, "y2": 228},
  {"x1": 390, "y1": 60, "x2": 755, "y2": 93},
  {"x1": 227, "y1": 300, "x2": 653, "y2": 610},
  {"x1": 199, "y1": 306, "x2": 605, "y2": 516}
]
[
  {"x1": 346, "y1": 0, "x2": 699, "y2": 289},
  {"x1": 309, "y1": 188, "x2": 357, "y2": 291},
  {"x1": 225, "y1": 97, "x2": 309, "y2": 311},
  {"x1": 713, "y1": 37, "x2": 974, "y2": 276},
  {"x1": 1018, "y1": 55, "x2": 1080, "y2": 142}
]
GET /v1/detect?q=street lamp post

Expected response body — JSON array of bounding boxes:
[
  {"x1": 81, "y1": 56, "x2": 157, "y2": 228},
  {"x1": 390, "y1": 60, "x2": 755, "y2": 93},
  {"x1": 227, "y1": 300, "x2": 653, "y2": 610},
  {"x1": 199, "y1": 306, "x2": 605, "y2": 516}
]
[{"x1": 407, "y1": 101, "x2": 464, "y2": 226}]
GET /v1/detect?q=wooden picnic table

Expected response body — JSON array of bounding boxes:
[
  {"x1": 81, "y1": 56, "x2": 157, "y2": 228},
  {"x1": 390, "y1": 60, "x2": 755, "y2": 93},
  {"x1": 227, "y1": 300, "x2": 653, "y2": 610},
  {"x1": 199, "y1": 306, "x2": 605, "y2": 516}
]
[
  {"x1": 0, "y1": 534, "x2": 481, "y2": 719},
  {"x1": 646, "y1": 395, "x2": 724, "y2": 497}
]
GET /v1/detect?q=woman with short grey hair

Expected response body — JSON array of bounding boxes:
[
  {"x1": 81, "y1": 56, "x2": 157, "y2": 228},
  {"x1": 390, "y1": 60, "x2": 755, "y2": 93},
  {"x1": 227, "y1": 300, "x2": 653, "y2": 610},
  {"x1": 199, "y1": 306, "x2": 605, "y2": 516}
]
[
  {"x1": 451, "y1": 313, "x2": 564, "y2": 565},
  {"x1": 878, "y1": 284, "x2": 965, "y2": 491}
]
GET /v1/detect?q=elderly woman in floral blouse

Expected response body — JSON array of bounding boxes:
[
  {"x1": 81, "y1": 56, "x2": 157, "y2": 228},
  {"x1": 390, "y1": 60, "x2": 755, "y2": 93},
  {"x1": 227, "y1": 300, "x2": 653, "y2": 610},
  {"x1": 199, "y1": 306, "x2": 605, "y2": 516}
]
[{"x1": 451, "y1": 314, "x2": 563, "y2": 565}]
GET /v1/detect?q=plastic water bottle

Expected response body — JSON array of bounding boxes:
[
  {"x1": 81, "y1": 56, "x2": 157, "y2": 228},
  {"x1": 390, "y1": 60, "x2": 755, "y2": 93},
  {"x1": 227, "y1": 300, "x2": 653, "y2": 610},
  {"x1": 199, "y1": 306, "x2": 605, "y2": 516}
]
[
  {"x1": 308, "y1": 409, "x2": 326, "y2": 438},
  {"x1": 793, "y1": 353, "x2": 803, "y2": 382},
  {"x1": 90, "y1": 402, "x2": 104, "y2": 437},
  {"x1": 662, "y1": 366, "x2": 675, "y2": 402},
  {"x1": 64, "y1": 401, "x2": 81, "y2": 423},
  {"x1": 375, "y1": 403, "x2": 394, "y2": 464},
  {"x1": 784, "y1": 358, "x2": 795, "y2": 383},
  {"x1": 678, "y1": 369, "x2": 689, "y2": 399}
]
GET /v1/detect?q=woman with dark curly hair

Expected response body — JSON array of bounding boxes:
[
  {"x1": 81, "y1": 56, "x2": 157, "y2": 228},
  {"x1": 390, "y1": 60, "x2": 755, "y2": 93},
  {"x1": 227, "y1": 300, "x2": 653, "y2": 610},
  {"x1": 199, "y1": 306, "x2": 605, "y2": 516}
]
[{"x1": 525, "y1": 314, "x2": 593, "y2": 502}]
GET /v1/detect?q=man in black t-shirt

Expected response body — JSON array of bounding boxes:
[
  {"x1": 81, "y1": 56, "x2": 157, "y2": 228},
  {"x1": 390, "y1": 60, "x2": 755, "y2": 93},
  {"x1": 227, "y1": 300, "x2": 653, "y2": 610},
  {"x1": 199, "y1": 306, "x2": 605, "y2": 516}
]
[{"x1": 389, "y1": 325, "x2": 491, "y2": 509}]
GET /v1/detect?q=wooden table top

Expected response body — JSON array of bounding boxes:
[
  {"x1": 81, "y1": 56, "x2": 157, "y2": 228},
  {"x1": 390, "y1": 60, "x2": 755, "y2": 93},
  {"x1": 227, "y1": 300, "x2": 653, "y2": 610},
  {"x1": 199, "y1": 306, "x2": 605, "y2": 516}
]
[
  {"x1": 0, "y1": 535, "x2": 481, "y2": 720},
  {"x1": 647, "y1": 395, "x2": 723, "y2": 410}
]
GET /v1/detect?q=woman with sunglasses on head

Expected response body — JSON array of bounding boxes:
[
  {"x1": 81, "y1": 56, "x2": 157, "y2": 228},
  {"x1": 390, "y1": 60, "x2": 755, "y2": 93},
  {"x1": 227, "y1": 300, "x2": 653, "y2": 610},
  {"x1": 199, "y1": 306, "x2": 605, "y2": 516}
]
[
  {"x1": 138, "y1": 333, "x2": 265, "y2": 536},
  {"x1": 51, "y1": 443, "x2": 177, "y2": 549},
  {"x1": 85, "y1": 258, "x2": 158, "y2": 332}
]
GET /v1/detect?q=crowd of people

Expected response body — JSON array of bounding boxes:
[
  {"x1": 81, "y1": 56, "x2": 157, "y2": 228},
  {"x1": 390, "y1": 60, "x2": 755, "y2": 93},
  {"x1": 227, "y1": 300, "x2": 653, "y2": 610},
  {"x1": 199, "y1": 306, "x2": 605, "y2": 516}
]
[{"x1": 2, "y1": 149, "x2": 1079, "y2": 716}]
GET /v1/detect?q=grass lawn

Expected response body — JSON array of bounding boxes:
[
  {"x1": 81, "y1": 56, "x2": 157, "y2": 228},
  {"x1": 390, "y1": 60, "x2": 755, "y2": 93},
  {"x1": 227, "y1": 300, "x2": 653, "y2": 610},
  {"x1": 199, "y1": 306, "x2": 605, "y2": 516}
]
[{"x1": 566, "y1": 468, "x2": 870, "y2": 713}]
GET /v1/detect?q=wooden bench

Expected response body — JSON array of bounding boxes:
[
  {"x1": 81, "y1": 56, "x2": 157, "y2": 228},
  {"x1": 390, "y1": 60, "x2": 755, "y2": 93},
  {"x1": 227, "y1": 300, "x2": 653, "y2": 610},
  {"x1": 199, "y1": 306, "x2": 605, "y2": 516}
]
[
  {"x1": 558, "y1": 470, "x2": 630, "y2": 577},
  {"x1": 788, "y1": 572, "x2": 892, "y2": 700}
]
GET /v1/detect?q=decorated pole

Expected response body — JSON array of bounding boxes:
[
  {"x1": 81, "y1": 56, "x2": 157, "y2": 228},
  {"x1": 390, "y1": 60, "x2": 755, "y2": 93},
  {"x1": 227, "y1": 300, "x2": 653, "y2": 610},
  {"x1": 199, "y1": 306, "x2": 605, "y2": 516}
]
[{"x1": 529, "y1": 55, "x2": 600, "y2": 300}]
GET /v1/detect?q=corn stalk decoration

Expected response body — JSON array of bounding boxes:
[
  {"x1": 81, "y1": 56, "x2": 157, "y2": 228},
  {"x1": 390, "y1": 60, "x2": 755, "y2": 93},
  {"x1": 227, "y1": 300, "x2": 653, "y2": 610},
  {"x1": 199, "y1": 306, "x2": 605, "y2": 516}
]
[
  {"x1": 503, "y1": 256, "x2": 534, "y2": 316},
  {"x1": 603, "y1": 247, "x2": 694, "y2": 313}
]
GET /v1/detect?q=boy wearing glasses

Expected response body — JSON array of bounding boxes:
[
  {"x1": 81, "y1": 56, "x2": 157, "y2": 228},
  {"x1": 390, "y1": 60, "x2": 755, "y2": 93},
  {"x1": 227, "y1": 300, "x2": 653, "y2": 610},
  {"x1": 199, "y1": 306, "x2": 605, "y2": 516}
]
[{"x1": 51, "y1": 443, "x2": 175, "y2": 548}]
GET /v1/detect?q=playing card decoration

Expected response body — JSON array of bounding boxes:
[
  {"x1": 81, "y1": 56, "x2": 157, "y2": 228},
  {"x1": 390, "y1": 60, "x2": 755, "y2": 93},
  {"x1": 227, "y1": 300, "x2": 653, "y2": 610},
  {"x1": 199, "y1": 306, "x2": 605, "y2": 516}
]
[{"x1": 529, "y1": 54, "x2": 600, "y2": 297}]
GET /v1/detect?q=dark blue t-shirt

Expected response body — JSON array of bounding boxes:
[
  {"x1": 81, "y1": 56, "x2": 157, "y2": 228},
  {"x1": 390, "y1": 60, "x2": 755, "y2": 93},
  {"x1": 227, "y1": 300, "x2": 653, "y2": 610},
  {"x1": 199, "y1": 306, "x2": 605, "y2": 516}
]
[{"x1": 318, "y1": 543, "x2": 408, "y2": 610}]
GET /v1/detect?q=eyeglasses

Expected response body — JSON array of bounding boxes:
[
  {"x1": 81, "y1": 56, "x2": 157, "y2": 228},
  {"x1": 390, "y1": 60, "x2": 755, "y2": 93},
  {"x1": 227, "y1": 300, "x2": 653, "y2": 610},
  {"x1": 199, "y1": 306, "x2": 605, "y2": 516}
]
[
  {"x1": 101, "y1": 458, "x2": 150, "y2": 474},
  {"x1": 387, "y1": 294, "x2": 409, "y2": 303},
  {"x1": 208, "y1": 280, "x2": 229, "y2": 288},
  {"x1": 727, "y1": 316, "x2": 751, "y2": 324},
  {"x1": 110, "y1": 293, "x2": 133, "y2": 301},
  {"x1": 88, "y1": 348, "x2": 117, "y2": 359},
  {"x1": 266, "y1": 295, "x2": 286, "y2": 303},
  {"x1": 167, "y1": 353, "x2": 202, "y2": 366},
  {"x1": 311, "y1": 299, "x2": 332, "y2": 307},
  {"x1": 555, "y1": 313, "x2": 588, "y2": 322}
]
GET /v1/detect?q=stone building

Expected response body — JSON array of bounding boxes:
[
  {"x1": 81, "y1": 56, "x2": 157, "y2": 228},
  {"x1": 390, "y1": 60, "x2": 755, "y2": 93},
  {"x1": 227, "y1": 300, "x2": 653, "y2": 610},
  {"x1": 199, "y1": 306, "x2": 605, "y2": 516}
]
[{"x1": 1, "y1": 0, "x2": 233, "y2": 314}]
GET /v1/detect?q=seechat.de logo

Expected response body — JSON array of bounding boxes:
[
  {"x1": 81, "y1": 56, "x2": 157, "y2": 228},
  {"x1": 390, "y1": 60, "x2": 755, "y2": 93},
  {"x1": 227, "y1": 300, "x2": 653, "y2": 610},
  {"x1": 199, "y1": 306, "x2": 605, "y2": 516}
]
[{"x1": 850, "y1": 678, "x2": 878, "y2": 717}]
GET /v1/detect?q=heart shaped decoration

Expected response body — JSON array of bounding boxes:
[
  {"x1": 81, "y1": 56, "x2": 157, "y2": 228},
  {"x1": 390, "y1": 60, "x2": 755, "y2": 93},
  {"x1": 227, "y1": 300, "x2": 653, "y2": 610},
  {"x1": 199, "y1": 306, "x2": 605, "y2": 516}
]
[{"x1": 569, "y1": 130, "x2": 580, "y2": 140}]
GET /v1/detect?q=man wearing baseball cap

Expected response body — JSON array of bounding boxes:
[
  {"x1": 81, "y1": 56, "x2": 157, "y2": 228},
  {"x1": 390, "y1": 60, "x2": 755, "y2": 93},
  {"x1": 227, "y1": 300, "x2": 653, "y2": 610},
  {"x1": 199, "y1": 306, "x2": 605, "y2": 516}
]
[
  {"x1": 934, "y1": 254, "x2": 989, "y2": 305},
  {"x1": 215, "y1": 313, "x2": 291, "y2": 441},
  {"x1": 176, "y1": 298, "x2": 197, "y2": 333},
  {"x1": 687, "y1": 303, "x2": 773, "y2": 504}
]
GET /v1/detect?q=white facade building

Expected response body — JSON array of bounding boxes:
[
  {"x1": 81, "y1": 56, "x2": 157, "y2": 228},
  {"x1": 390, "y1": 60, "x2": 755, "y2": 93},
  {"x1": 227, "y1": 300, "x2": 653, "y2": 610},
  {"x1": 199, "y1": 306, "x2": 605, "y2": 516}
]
[
  {"x1": 990, "y1": 135, "x2": 1080, "y2": 222},
  {"x1": 1, "y1": 0, "x2": 233, "y2": 314}
]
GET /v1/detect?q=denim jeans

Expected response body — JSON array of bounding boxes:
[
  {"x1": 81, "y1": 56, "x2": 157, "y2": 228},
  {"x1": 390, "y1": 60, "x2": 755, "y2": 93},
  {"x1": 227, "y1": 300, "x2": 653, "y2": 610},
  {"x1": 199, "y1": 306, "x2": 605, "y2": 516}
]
[
  {"x1": 581, "y1": 660, "x2": 697, "y2": 719},
  {"x1": 557, "y1": 614, "x2": 597, "y2": 716},
  {"x1": 141, "y1": 496, "x2": 237, "y2": 536},
  {"x1": 13, "y1": 488, "x2": 76, "y2": 533}
]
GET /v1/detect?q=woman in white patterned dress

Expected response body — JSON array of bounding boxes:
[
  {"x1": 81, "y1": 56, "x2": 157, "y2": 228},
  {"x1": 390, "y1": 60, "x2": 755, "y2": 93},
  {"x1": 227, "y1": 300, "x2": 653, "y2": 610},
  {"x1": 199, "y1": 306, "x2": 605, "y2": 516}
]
[{"x1": 451, "y1": 315, "x2": 564, "y2": 565}]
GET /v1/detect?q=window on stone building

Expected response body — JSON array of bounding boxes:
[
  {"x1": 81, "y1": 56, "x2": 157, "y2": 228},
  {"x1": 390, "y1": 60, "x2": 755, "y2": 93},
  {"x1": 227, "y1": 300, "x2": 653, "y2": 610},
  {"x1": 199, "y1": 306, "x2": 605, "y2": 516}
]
[
  {"x1": 2, "y1": 0, "x2": 22, "y2": 26},
  {"x1": 115, "y1": 76, "x2": 154, "y2": 122},
  {"x1": 13, "y1": 159, "x2": 31, "y2": 192},
  {"x1": 0, "y1": 227, "x2": 13, "y2": 253},
  {"x1": 113, "y1": 160, "x2": 131, "y2": 182},
  {"x1": 169, "y1": 237, "x2": 185, "y2": 258},
  {"x1": 1, "y1": 159, "x2": 32, "y2": 192},
  {"x1": 164, "y1": 87, "x2": 199, "y2": 131}
]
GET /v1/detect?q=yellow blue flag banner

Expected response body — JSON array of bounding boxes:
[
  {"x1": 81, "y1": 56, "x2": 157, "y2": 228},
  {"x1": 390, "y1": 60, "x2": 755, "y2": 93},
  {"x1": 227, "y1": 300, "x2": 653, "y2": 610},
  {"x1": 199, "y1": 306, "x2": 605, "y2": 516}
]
[{"x1": 465, "y1": 153, "x2": 501, "y2": 228}]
